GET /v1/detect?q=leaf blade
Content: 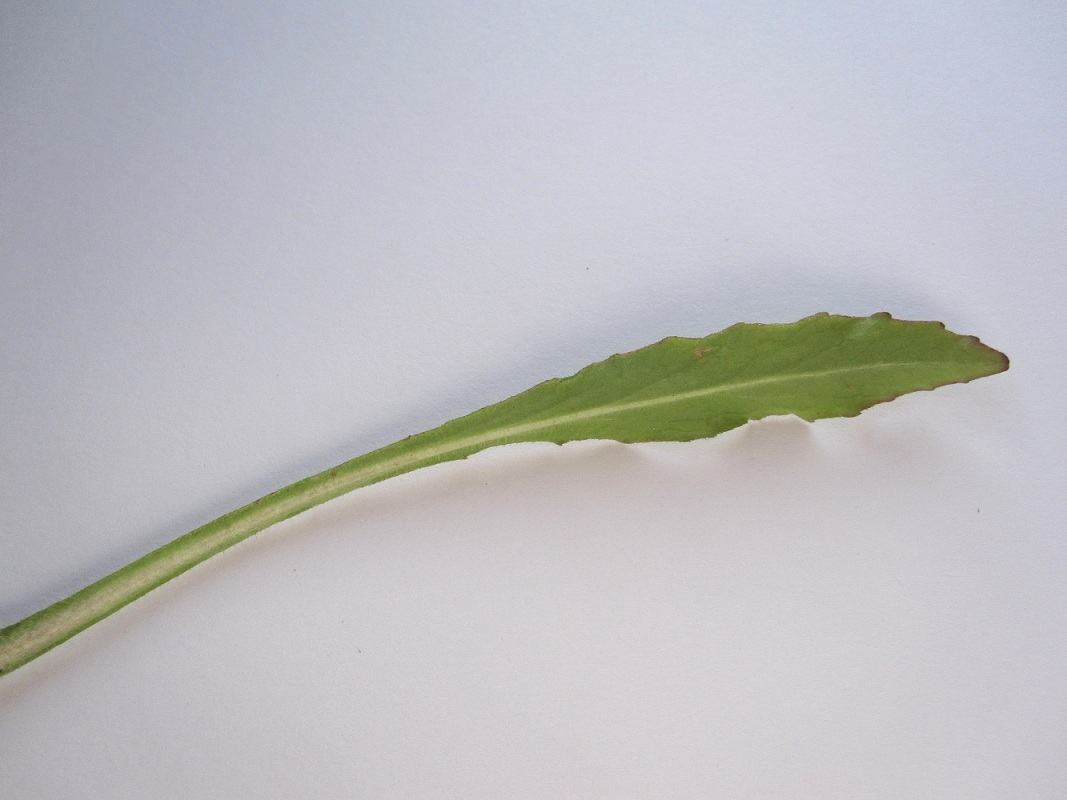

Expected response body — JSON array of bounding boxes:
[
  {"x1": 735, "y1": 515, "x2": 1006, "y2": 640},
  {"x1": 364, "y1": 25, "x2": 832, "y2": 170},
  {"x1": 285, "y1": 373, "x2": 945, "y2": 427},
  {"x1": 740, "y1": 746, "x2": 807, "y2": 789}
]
[{"x1": 393, "y1": 312, "x2": 1007, "y2": 455}]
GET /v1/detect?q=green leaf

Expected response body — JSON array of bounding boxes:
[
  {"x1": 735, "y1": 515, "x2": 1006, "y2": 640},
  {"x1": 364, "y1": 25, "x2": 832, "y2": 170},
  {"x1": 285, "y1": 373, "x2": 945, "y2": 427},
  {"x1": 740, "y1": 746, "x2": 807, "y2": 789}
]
[{"x1": 0, "y1": 313, "x2": 1007, "y2": 676}]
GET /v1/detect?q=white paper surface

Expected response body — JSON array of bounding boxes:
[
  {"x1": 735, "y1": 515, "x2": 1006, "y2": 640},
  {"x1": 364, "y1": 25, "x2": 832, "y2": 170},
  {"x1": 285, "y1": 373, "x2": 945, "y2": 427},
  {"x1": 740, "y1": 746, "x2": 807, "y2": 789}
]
[{"x1": 2, "y1": 3, "x2": 1064, "y2": 797}]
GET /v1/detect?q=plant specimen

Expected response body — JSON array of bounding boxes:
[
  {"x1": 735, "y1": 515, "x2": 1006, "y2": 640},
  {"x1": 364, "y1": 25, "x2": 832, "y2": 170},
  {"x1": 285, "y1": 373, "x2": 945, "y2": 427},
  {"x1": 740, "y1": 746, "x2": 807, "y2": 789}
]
[{"x1": 0, "y1": 313, "x2": 1008, "y2": 676}]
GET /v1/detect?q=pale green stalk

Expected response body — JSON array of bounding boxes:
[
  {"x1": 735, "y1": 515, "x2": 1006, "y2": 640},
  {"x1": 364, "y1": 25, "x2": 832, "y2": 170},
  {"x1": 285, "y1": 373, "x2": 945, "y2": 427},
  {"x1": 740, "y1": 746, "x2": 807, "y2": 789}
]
[{"x1": 0, "y1": 427, "x2": 497, "y2": 676}]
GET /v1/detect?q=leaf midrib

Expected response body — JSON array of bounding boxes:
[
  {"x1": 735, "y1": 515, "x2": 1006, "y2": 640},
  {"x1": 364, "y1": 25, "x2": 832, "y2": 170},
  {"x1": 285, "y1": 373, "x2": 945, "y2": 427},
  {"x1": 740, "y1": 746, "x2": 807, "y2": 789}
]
[{"x1": 342, "y1": 359, "x2": 944, "y2": 489}]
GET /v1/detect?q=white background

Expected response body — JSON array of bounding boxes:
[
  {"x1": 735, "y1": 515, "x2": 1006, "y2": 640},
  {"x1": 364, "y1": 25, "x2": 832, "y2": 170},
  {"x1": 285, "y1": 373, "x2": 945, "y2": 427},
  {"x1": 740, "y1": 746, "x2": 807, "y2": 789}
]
[{"x1": 2, "y1": 2, "x2": 1064, "y2": 797}]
